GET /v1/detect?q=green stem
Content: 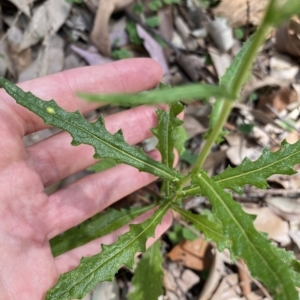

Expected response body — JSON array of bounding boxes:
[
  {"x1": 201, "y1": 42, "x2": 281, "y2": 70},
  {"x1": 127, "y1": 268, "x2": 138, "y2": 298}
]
[
  {"x1": 190, "y1": 0, "x2": 274, "y2": 175},
  {"x1": 192, "y1": 100, "x2": 232, "y2": 174}
]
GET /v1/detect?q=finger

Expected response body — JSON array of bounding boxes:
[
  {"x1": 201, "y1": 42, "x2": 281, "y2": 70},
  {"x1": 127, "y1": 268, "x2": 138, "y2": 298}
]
[
  {"x1": 1, "y1": 58, "x2": 162, "y2": 135},
  {"x1": 46, "y1": 150, "x2": 163, "y2": 239},
  {"x1": 53, "y1": 209, "x2": 173, "y2": 274},
  {"x1": 27, "y1": 105, "x2": 159, "y2": 187}
]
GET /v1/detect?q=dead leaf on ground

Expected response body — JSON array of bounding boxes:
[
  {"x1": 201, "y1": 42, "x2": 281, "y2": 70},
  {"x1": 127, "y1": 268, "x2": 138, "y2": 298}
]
[
  {"x1": 275, "y1": 18, "x2": 300, "y2": 58},
  {"x1": 137, "y1": 25, "x2": 169, "y2": 75},
  {"x1": 269, "y1": 53, "x2": 299, "y2": 82},
  {"x1": 211, "y1": 273, "x2": 241, "y2": 300},
  {"x1": 90, "y1": 0, "x2": 134, "y2": 56},
  {"x1": 8, "y1": 0, "x2": 31, "y2": 17},
  {"x1": 164, "y1": 263, "x2": 200, "y2": 300},
  {"x1": 213, "y1": 0, "x2": 268, "y2": 27},
  {"x1": 243, "y1": 206, "x2": 290, "y2": 246},
  {"x1": 225, "y1": 133, "x2": 262, "y2": 165},
  {"x1": 7, "y1": 26, "x2": 32, "y2": 75},
  {"x1": 19, "y1": 34, "x2": 64, "y2": 82},
  {"x1": 266, "y1": 196, "x2": 300, "y2": 221},
  {"x1": 71, "y1": 45, "x2": 113, "y2": 66},
  {"x1": 257, "y1": 86, "x2": 298, "y2": 118},
  {"x1": 207, "y1": 18, "x2": 234, "y2": 53},
  {"x1": 198, "y1": 250, "x2": 224, "y2": 300},
  {"x1": 20, "y1": 0, "x2": 71, "y2": 51},
  {"x1": 208, "y1": 46, "x2": 231, "y2": 77},
  {"x1": 167, "y1": 238, "x2": 213, "y2": 271}
]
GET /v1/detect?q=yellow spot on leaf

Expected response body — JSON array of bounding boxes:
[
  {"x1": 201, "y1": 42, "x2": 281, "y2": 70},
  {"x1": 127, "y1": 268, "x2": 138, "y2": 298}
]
[{"x1": 46, "y1": 107, "x2": 55, "y2": 114}]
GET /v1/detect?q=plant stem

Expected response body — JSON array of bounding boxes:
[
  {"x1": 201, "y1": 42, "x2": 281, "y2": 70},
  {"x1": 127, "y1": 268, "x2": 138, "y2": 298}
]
[
  {"x1": 192, "y1": 100, "x2": 232, "y2": 174},
  {"x1": 190, "y1": 0, "x2": 275, "y2": 175}
]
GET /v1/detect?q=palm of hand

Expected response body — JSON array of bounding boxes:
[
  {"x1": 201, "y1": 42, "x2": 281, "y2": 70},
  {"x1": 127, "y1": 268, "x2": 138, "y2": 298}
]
[{"x1": 0, "y1": 59, "x2": 171, "y2": 299}]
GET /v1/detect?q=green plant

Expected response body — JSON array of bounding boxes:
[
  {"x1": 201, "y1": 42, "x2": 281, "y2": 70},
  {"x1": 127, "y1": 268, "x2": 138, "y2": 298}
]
[{"x1": 1, "y1": 1, "x2": 300, "y2": 299}]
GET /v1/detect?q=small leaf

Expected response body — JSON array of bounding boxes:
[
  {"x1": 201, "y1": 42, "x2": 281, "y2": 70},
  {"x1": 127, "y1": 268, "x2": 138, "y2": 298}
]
[
  {"x1": 111, "y1": 48, "x2": 132, "y2": 60},
  {"x1": 126, "y1": 21, "x2": 143, "y2": 45},
  {"x1": 128, "y1": 240, "x2": 163, "y2": 300},
  {"x1": 50, "y1": 205, "x2": 153, "y2": 257},
  {"x1": 151, "y1": 103, "x2": 184, "y2": 168},
  {"x1": 148, "y1": 0, "x2": 163, "y2": 11},
  {"x1": 0, "y1": 77, "x2": 182, "y2": 183},
  {"x1": 46, "y1": 201, "x2": 171, "y2": 299},
  {"x1": 213, "y1": 140, "x2": 300, "y2": 193},
  {"x1": 172, "y1": 205, "x2": 231, "y2": 252},
  {"x1": 145, "y1": 16, "x2": 161, "y2": 27},
  {"x1": 79, "y1": 84, "x2": 234, "y2": 105},
  {"x1": 192, "y1": 171, "x2": 297, "y2": 300},
  {"x1": 238, "y1": 123, "x2": 254, "y2": 135},
  {"x1": 180, "y1": 150, "x2": 198, "y2": 165},
  {"x1": 132, "y1": 3, "x2": 143, "y2": 14}
]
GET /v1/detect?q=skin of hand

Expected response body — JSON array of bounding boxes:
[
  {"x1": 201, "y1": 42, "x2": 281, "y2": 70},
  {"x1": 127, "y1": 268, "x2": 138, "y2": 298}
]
[{"x1": 0, "y1": 58, "x2": 173, "y2": 299}]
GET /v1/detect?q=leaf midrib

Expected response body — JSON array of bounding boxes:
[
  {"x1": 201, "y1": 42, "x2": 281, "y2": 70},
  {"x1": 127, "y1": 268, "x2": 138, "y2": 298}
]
[
  {"x1": 55, "y1": 203, "x2": 170, "y2": 297},
  {"x1": 200, "y1": 175, "x2": 287, "y2": 299},
  {"x1": 216, "y1": 148, "x2": 299, "y2": 185}
]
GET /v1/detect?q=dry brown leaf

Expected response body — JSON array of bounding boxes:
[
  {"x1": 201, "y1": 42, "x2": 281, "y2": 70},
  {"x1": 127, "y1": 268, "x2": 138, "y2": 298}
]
[
  {"x1": 167, "y1": 238, "x2": 213, "y2": 271},
  {"x1": 198, "y1": 250, "x2": 224, "y2": 300},
  {"x1": 207, "y1": 18, "x2": 234, "y2": 53},
  {"x1": 243, "y1": 206, "x2": 290, "y2": 246},
  {"x1": 266, "y1": 196, "x2": 300, "y2": 222},
  {"x1": 275, "y1": 18, "x2": 300, "y2": 58},
  {"x1": 257, "y1": 86, "x2": 298, "y2": 118},
  {"x1": 164, "y1": 265, "x2": 200, "y2": 300},
  {"x1": 183, "y1": 115, "x2": 206, "y2": 139},
  {"x1": 90, "y1": 0, "x2": 134, "y2": 56},
  {"x1": 18, "y1": 34, "x2": 64, "y2": 82},
  {"x1": 20, "y1": 0, "x2": 71, "y2": 51},
  {"x1": 213, "y1": 0, "x2": 268, "y2": 26},
  {"x1": 211, "y1": 274, "x2": 241, "y2": 300}
]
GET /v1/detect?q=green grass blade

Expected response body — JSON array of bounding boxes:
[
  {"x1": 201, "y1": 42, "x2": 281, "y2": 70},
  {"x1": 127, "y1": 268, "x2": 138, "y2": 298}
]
[
  {"x1": 192, "y1": 171, "x2": 297, "y2": 300},
  {"x1": 46, "y1": 201, "x2": 171, "y2": 300},
  {"x1": 171, "y1": 205, "x2": 231, "y2": 252},
  {"x1": 78, "y1": 84, "x2": 234, "y2": 105},
  {"x1": 127, "y1": 240, "x2": 163, "y2": 300},
  {"x1": 50, "y1": 205, "x2": 153, "y2": 257},
  {"x1": 213, "y1": 140, "x2": 300, "y2": 193},
  {"x1": 0, "y1": 77, "x2": 182, "y2": 182}
]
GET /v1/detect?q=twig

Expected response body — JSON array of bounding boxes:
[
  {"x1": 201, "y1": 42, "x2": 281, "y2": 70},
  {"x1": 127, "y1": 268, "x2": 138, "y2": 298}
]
[{"x1": 266, "y1": 104, "x2": 300, "y2": 133}]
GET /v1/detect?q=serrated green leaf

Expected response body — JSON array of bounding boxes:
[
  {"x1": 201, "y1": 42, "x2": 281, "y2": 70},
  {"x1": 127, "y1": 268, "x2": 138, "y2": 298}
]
[
  {"x1": 0, "y1": 77, "x2": 182, "y2": 183},
  {"x1": 274, "y1": 247, "x2": 300, "y2": 288},
  {"x1": 78, "y1": 84, "x2": 234, "y2": 105},
  {"x1": 46, "y1": 201, "x2": 171, "y2": 300},
  {"x1": 174, "y1": 126, "x2": 188, "y2": 155},
  {"x1": 128, "y1": 240, "x2": 163, "y2": 300},
  {"x1": 50, "y1": 205, "x2": 153, "y2": 257},
  {"x1": 151, "y1": 103, "x2": 184, "y2": 168},
  {"x1": 206, "y1": 33, "x2": 256, "y2": 142},
  {"x1": 192, "y1": 171, "x2": 297, "y2": 300},
  {"x1": 213, "y1": 140, "x2": 300, "y2": 193},
  {"x1": 171, "y1": 205, "x2": 231, "y2": 252},
  {"x1": 219, "y1": 33, "x2": 256, "y2": 91}
]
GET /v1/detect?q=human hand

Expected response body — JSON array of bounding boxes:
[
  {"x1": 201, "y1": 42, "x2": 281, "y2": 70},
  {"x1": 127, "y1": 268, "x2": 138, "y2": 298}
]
[{"x1": 0, "y1": 58, "x2": 172, "y2": 299}]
